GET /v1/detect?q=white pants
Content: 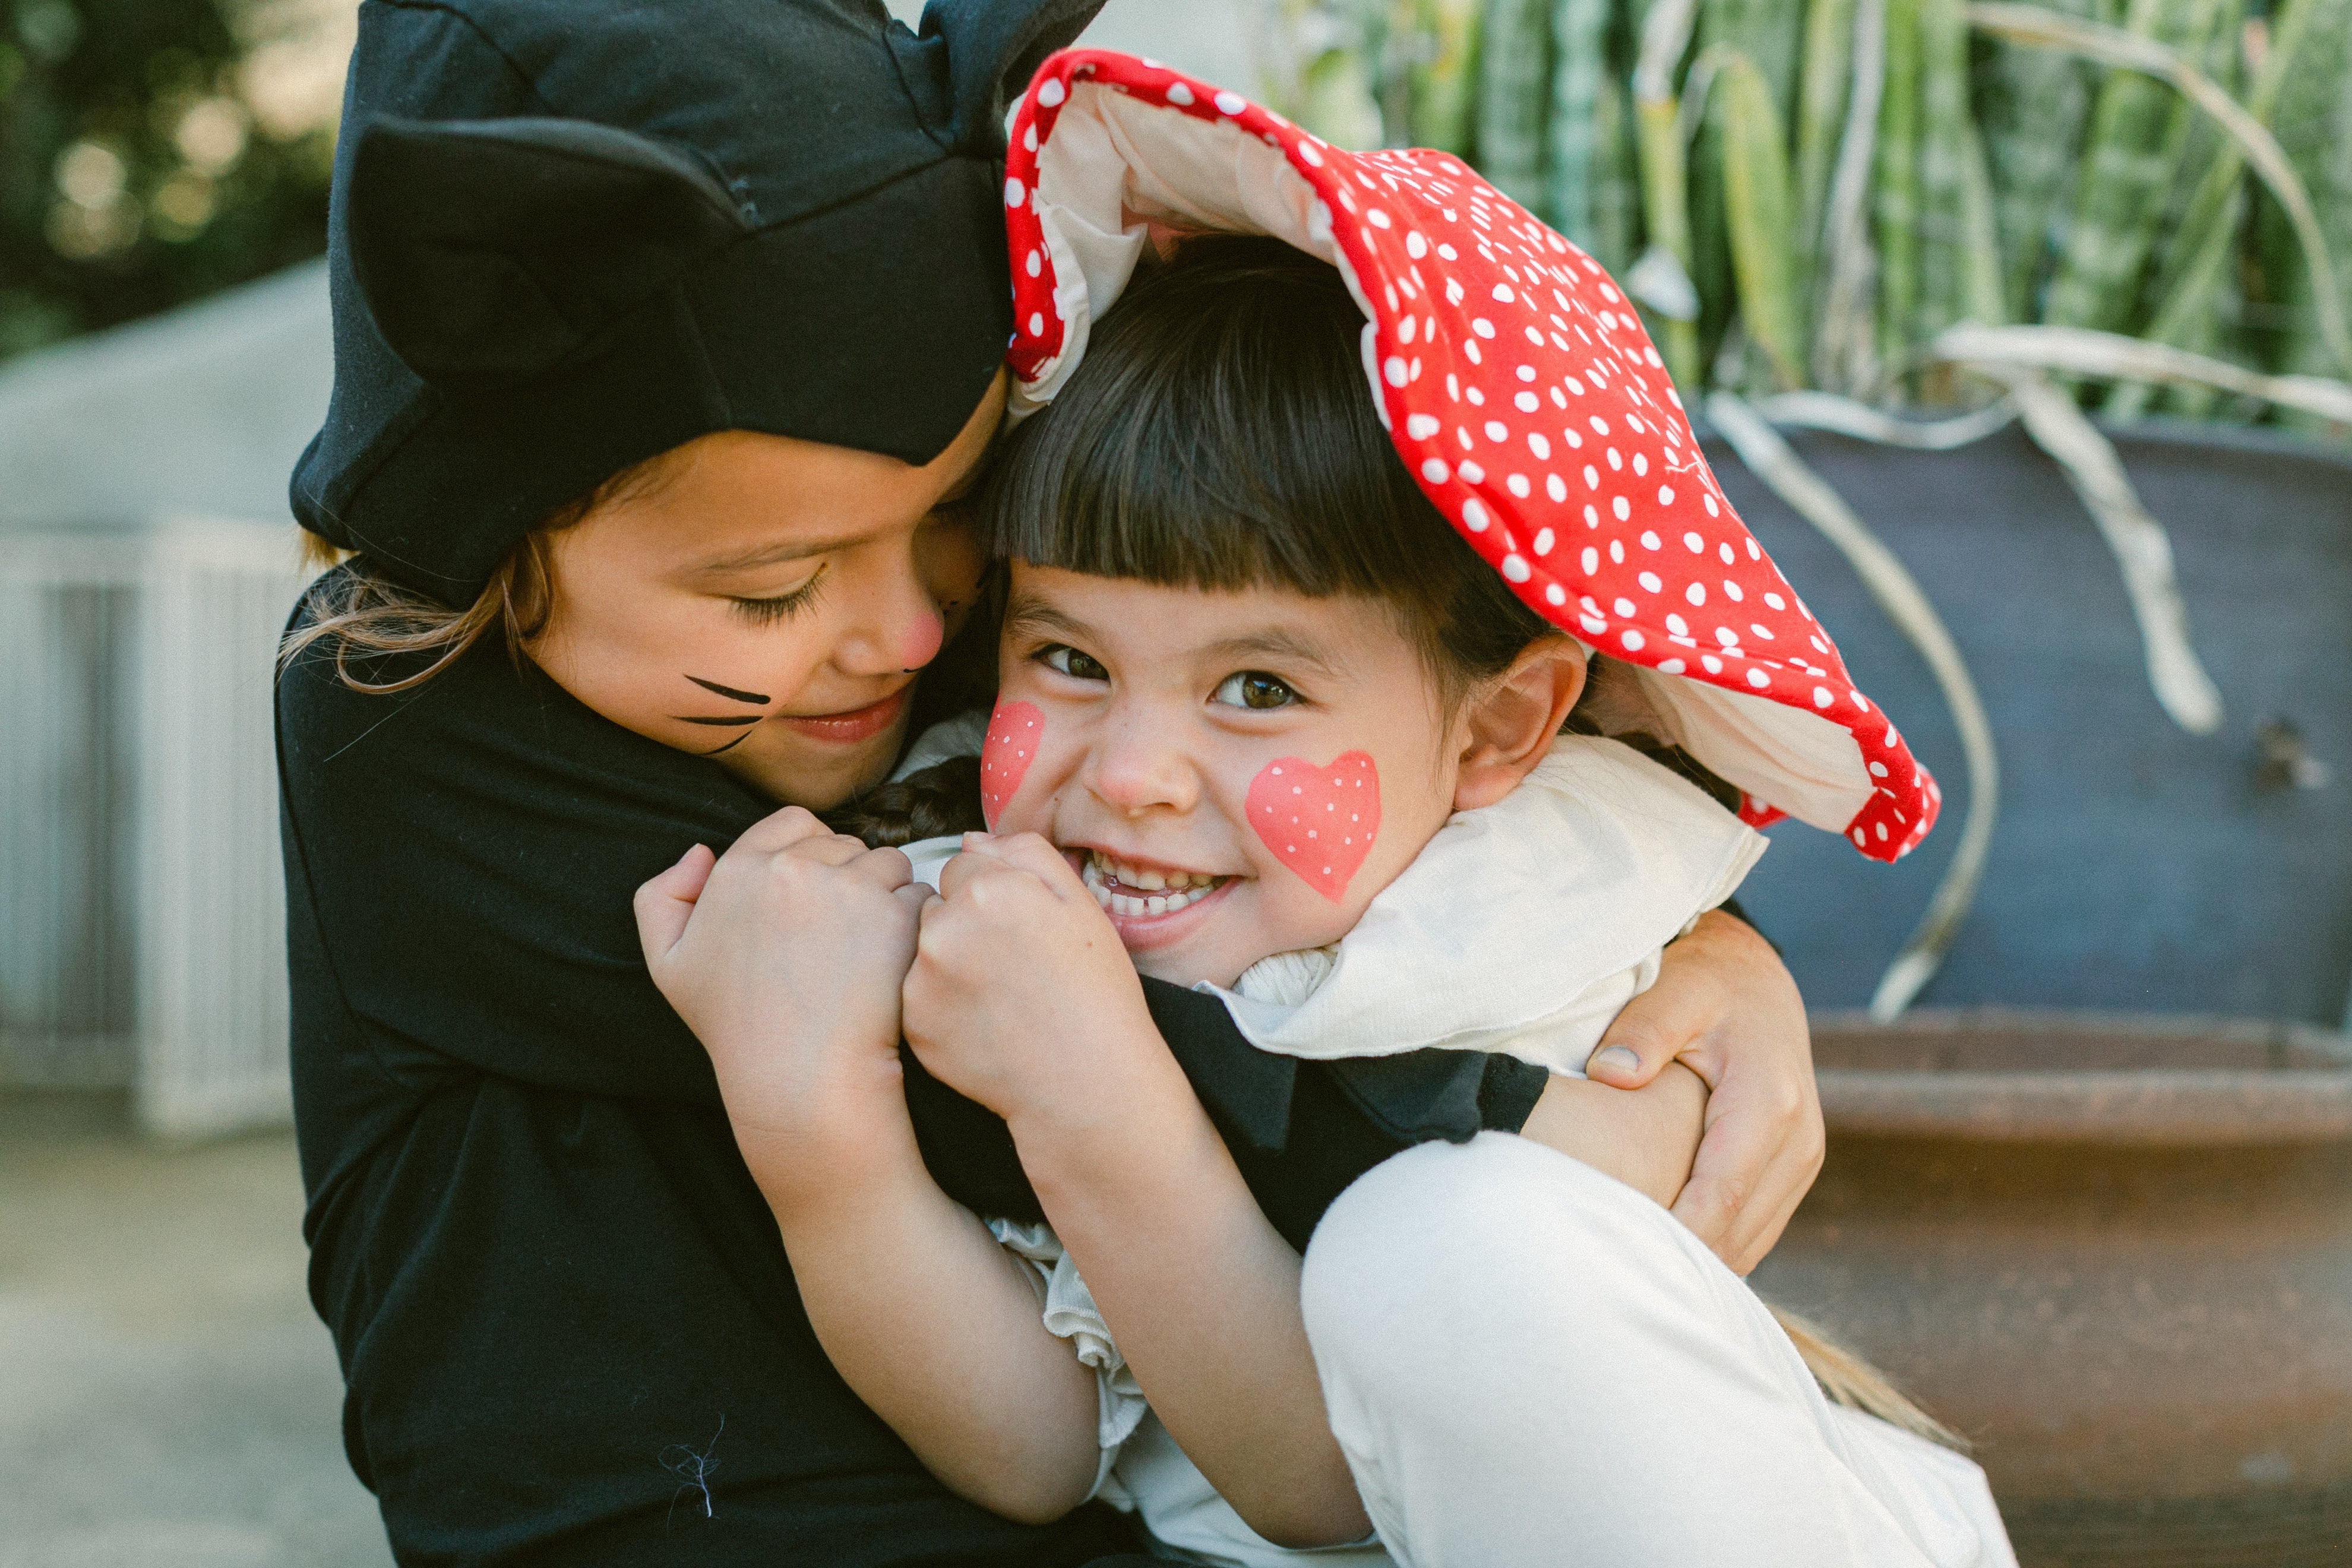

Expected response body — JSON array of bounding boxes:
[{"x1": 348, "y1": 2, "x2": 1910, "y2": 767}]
[{"x1": 1298, "y1": 1133, "x2": 2016, "y2": 1568}]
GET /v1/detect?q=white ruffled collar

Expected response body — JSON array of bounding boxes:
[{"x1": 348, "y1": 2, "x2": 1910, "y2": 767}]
[{"x1": 1210, "y1": 734, "x2": 1763, "y2": 1064}]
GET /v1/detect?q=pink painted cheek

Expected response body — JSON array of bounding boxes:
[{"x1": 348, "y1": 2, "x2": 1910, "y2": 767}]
[
  {"x1": 979, "y1": 700, "x2": 1044, "y2": 827},
  {"x1": 1246, "y1": 751, "x2": 1381, "y2": 903}
]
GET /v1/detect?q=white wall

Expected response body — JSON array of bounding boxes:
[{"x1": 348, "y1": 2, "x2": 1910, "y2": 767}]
[{"x1": 0, "y1": 263, "x2": 331, "y2": 535}]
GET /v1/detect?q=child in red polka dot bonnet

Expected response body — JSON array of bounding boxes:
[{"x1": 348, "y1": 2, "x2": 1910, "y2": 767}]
[
  {"x1": 289, "y1": 0, "x2": 1924, "y2": 1558},
  {"x1": 794, "y1": 50, "x2": 2014, "y2": 1568}
]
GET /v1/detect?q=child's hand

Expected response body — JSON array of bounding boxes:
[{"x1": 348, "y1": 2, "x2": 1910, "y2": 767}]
[
  {"x1": 1580, "y1": 908, "x2": 1821, "y2": 1272},
  {"x1": 635, "y1": 806, "x2": 931, "y2": 1198},
  {"x1": 1519, "y1": 1063, "x2": 1711, "y2": 1210},
  {"x1": 902, "y1": 832, "x2": 1164, "y2": 1133}
]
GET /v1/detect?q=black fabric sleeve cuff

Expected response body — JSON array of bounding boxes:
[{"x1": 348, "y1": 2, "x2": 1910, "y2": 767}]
[{"x1": 1477, "y1": 1053, "x2": 1550, "y2": 1134}]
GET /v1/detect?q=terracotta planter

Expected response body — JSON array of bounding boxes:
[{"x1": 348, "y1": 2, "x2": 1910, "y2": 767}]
[
  {"x1": 1693, "y1": 423, "x2": 2352, "y2": 1558},
  {"x1": 1751, "y1": 1011, "x2": 2352, "y2": 1567}
]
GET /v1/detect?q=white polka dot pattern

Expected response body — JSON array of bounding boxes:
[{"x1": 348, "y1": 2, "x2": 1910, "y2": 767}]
[
  {"x1": 1001, "y1": 50, "x2": 1937, "y2": 863},
  {"x1": 980, "y1": 700, "x2": 1042, "y2": 829}
]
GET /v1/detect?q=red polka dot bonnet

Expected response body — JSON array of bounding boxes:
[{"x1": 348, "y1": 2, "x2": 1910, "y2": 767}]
[{"x1": 1000, "y1": 50, "x2": 1937, "y2": 862}]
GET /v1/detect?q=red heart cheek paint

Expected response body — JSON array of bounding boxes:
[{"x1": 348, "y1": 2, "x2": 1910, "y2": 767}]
[
  {"x1": 1247, "y1": 751, "x2": 1381, "y2": 902},
  {"x1": 979, "y1": 700, "x2": 1044, "y2": 827}
]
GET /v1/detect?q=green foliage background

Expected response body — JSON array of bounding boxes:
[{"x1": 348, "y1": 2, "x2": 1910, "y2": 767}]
[
  {"x1": 1260, "y1": 0, "x2": 2352, "y2": 428},
  {"x1": 0, "y1": 0, "x2": 336, "y2": 363}
]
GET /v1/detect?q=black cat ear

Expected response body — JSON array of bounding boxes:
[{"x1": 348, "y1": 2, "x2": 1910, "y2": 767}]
[
  {"x1": 346, "y1": 116, "x2": 751, "y2": 390},
  {"x1": 916, "y1": 0, "x2": 1104, "y2": 154}
]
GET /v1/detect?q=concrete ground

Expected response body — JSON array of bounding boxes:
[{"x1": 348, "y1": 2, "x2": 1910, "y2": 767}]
[{"x1": 0, "y1": 1091, "x2": 393, "y2": 1568}]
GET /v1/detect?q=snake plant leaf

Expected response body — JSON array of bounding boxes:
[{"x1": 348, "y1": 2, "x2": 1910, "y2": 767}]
[
  {"x1": 1948, "y1": 352, "x2": 2226, "y2": 734},
  {"x1": 2271, "y1": 0, "x2": 2352, "y2": 402},
  {"x1": 1967, "y1": 1, "x2": 2352, "y2": 375},
  {"x1": 1478, "y1": 0, "x2": 1554, "y2": 208},
  {"x1": 2039, "y1": 0, "x2": 2224, "y2": 338},
  {"x1": 1546, "y1": 0, "x2": 1614, "y2": 245},
  {"x1": 1300, "y1": 45, "x2": 1389, "y2": 149},
  {"x1": 1706, "y1": 390, "x2": 2002, "y2": 1020},
  {"x1": 1814, "y1": 0, "x2": 1888, "y2": 393},
  {"x1": 1757, "y1": 388, "x2": 2021, "y2": 444},
  {"x1": 1635, "y1": 0, "x2": 1706, "y2": 384},
  {"x1": 1707, "y1": 0, "x2": 1807, "y2": 108},
  {"x1": 1408, "y1": 0, "x2": 1485, "y2": 154},
  {"x1": 1955, "y1": 108, "x2": 2007, "y2": 326},
  {"x1": 1973, "y1": 0, "x2": 2095, "y2": 322},
  {"x1": 1914, "y1": 0, "x2": 1975, "y2": 347},
  {"x1": 1794, "y1": 0, "x2": 1858, "y2": 298},
  {"x1": 2108, "y1": 0, "x2": 2317, "y2": 420},
  {"x1": 1939, "y1": 322, "x2": 2352, "y2": 423},
  {"x1": 1718, "y1": 52, "x2": 1809, "y2": 385},
  {"x1": 1674, "y1": 43, "x2": 1733, "y2": 147},
  {"x1": 1690, "y1": 0, "x2": 1805, "y2": 367},
  {"x1": 1874, "y1": 0, "x2": 1922, "y2": 380},
  {"x1": 1590, "y1": 74, "x2": 1645, "y2": 275}
]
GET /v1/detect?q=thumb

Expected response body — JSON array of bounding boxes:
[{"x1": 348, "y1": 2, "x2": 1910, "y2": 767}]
[
  {"x1": 633, "y1": 843, "x2": 716, "y2": 964},
  {"x1": 1586, "y1": 995, "x2": 1687, "y2": 1090}
]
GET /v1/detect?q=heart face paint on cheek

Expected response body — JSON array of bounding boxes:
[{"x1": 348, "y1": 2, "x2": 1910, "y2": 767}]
[
  {"x1": 1247, "y1": 752, "x2": 1380, "y2": 902},
  {"x1": 979, "y1": 700, "x2": 1043, "y2": 827}
]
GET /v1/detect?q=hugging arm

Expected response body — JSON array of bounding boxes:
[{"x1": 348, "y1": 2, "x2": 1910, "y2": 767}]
[
  {"x1": 1519, "y1": 1060, "x2": 1711, "y2": 1209},
  {"x1": 905, "y1": 834, "x2": 1375, "y2": 1548},
  {"x1": 1579, "y1": 906, "x2": 1821, "y2": 1271},
  {"x1": 635, "y1": 811, "x2": 1100, "y2": 1523}
]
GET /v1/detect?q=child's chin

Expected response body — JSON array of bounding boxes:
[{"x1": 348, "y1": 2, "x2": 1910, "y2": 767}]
[
  {"x1": 1123, "y1": 930, "x2": 1263, "y2": 994},
  {"x1": 1127, "y1": 949, "x2": 1248, "y2": 991}
]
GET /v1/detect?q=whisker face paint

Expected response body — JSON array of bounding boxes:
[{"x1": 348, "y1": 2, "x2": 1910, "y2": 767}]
[
  {"x1": 1248, "y1": 752, "x2": 1380, "y2": 902},
  {"x1": 703, "y1": 732, "x2": 755, "y2": 755},
  {"x1": 980, "y1": 700, "x2": 1043, "y2": 827},
  {"x1": 671, "y1": 715, "x2": 763, "y2": 727},
  {"x1": 685, "y1": 675, "x2": 770, "y2": 705}
]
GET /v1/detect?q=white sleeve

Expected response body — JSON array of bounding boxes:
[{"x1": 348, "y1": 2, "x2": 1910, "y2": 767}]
[{"x1": 987, "y1": 1218, "x2": 1152, "y2": 1500}]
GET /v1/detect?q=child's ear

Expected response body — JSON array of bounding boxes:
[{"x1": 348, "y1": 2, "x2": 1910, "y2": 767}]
[
  {"x1": 912, "y1": 0, "x2": 1105, "y2": 154},
  {"x1": 1453, "y1": 637, "x2": 1589, "y2": 811},
  {"x1": 346, "y1": 116, "x2": 751, "y2": 389}
]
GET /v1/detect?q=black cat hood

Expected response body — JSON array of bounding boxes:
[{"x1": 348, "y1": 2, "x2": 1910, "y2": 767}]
[{"x1": 292, "y1": 0, "x2": 1101, "y2": 604}]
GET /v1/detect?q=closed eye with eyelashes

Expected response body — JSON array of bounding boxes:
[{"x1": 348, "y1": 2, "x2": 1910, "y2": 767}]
[{"x1": 731, "y1": 565, "x2": 826, "y2": 624}]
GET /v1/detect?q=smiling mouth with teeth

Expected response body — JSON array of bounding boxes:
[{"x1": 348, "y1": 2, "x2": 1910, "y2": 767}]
[{"x1": 1079, "y1": 851, "x2": 1232, "y2": 918}]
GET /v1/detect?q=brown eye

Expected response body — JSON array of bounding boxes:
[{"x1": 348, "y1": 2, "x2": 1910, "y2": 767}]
[
  {"x1": 1212, "y1": 671, "x2": 1297, "y2": 710},
  {"x1": 1041, "y1": 644, "x2": 1109, "y2": 682}
]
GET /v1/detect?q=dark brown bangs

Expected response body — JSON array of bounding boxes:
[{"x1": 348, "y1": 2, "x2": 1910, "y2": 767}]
[
  {"x1": 984, "y1": 235, "x2": 1434, "y2": 597},
  {"x1": 981, "y1": 232, "x2": 1553, "y2": 703}
]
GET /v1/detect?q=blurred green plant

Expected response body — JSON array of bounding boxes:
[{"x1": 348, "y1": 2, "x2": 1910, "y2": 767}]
[
  {"x1": 0, "y1": 0, "x2": 346, "y2": 363},
  {"x1": 1252, "y1": 0, "x2": 2352, "y2": 437}
]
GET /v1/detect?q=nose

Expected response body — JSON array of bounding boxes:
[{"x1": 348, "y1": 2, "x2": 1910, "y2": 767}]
[
  {"x1": 1086, "y1": 704, "x2": 1202, "y2": 818},
  {"x1": 830, "y1": 539, "x2": 948, "y2": 678}
]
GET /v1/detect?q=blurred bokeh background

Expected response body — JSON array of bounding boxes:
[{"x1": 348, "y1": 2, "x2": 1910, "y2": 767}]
[
  {"x1": 0, "y1": 0, "x2": 343, "y2": 360},
  {"x1": 1, "y1": 2, "x2": 2347, "y2": 1565}
]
